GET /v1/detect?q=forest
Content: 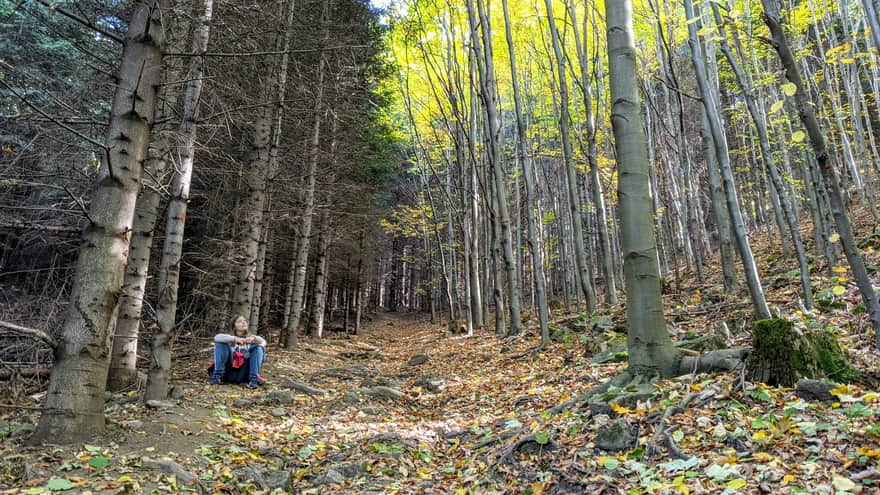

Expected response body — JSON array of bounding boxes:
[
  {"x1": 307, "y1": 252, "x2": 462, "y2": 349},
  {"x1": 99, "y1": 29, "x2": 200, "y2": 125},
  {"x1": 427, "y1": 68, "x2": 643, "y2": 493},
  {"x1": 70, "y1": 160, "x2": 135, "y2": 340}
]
[{"x1": 2, "y1": 0, "x2": 880, "y2": 493}]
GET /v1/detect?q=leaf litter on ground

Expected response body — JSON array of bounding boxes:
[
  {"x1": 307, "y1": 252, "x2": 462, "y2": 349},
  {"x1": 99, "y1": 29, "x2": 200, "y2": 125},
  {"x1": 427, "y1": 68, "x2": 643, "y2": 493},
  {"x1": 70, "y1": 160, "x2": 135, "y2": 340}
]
[{"x1": 2, "y1": 214, "x2": 880, "y2": 494}]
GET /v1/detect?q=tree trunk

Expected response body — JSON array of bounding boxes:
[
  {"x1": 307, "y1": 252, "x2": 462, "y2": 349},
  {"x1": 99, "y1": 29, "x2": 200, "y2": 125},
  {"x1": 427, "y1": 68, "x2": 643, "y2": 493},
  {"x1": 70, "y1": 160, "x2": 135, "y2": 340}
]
[
  {"x1": 309, "y1": 213, "x2": 331, "y2": 338},
  {"x1": 762, "y1": 0, "x2": 880, "y2": 345},
  {"x1": 145, "y1": 0, "x2": 213, "y2": 402},
  {"x1": 107, "y1": 6, "x2": 192, "y2": 392},
  {"x1": 683, "y1": 0, "x2": 770, "y2": 319},
  {"x1": 605, "y1": 0, "x2": 679, "y2": 378},
  {"x1": 543, "y1": 0, "x2": 596, "y2": 313},
  {"x1": 282, "y1": 34, "x2": 327, "y2": 348},
  {"x1": 232, "y1": 0, "x2": 297, "y2": 321},
  {"x1": 709, "y1": 2, "x2": 813, "y2": 310},
  {"x1": 501, "y1": 0, "x2": 549, "y2": 344},
  {"x1": 34, "y1": 0, "x2": 166, "y2": 443}
]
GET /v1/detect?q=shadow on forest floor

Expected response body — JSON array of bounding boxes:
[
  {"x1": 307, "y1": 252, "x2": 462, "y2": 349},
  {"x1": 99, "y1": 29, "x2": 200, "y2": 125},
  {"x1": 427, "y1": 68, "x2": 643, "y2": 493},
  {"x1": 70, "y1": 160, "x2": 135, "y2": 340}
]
[{"x1": 3, "y1": 216, "x2": 880, "y2": 494}]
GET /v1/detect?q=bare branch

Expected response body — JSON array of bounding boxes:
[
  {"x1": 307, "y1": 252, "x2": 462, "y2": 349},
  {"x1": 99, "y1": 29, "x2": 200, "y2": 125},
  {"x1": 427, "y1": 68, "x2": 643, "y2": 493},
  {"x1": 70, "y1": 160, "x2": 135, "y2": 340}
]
[
  {"x1": 33, "y1": 0, "x2": 125, "y2": 44},
  {"x1": 0, "y1": 321, "x2": 57, "y2": 348}
]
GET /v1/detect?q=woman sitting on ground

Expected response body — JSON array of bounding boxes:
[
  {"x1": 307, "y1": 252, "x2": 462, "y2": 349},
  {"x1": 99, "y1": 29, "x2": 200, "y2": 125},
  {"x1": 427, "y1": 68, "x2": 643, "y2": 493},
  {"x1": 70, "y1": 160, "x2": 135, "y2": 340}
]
[{"x1": 209, "y1": 314, "x2": 267, "y2": 389}]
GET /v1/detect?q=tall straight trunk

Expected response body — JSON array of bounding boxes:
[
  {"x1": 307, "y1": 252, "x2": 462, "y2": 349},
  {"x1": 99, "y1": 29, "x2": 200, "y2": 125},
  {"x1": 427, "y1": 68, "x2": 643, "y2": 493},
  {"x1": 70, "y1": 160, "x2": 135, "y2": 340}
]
[
  {"x1": 34, "y1": 0, "x2": 167, "y2": 443},
  {"x1": 501, "y1": 0, "x2": 549, "y2": 343},
  {"x1": 700, "y1": 110, "x2": 737, "y2": 292},
  {"x1": 654, "y1": 0, "x2": 703, "y2": 282},
  {"x1": 107, "y1": 153, "x2": 165, "y2": 392},
  {"x1": 566, "y1": 0, "x2": 617, "y2": 305},
  {"x1": 250, "y1": 224, "x2": 269, "y2": 330},
  {"x1": 145, "y1": 0, "x2": 213, "y2": 402},
  {"x1": 231, "y1": 114, "x2": 270, "y2": 319},
  {"x1": 762, "y1": 0, "x2": 880, "y2": 344},
  {"x1": 542, "y1": 0, "x2": 596, "y2": 312},
  {"x1": 476, "y1": 0, "x2": 519, "y2": 335},
  {"x1": 282, "y1": 43, "x2": 327, "y2": 348},
  {"x1": 107, "y1": 8, "x2": 191, "y2": 391},
  {"x1": 863, "y1": 0, "x2": 880, "y2": 57},
  {"x1": 232, "y1": 0, "x2": 296, "y2": 320},
  {"x1": 308, "y1": 213, "x2": 331, "y2": 338},
  {"x1": 465, "y1": 54, "x2": 481, "y2": 332},
  {"x1": 709, "y1": 2, "x2": 812, "y2": 310},
  {"x1": 683, "y1": 0, "x2": 770, "y2": 319},
  {"x1": 604, "y1": 0, "x2": 678, "y2": 377},
  {"x1": 488, "y1": 171, "x2": 507, "y2": 336}
]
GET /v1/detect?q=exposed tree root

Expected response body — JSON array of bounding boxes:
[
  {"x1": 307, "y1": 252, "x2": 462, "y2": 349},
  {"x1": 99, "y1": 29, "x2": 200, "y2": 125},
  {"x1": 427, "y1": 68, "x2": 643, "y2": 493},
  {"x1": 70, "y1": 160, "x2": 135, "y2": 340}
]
[
  {"x1": 677, "y1": 347, "x2": 750, "y2": 375},
  {"x1": 647, "y1": 385, "x2": 719, "y2": 459},
  {"x1": 498, "y1": 435, "x2": 556, "y2": 464}
]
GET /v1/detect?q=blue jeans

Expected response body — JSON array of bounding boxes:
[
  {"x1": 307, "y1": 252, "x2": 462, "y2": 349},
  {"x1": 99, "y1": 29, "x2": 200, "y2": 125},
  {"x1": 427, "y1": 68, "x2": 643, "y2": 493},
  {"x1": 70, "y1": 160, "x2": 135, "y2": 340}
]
[{"x1": 213, "y1": 343, "x2": 265, "y2": 381}]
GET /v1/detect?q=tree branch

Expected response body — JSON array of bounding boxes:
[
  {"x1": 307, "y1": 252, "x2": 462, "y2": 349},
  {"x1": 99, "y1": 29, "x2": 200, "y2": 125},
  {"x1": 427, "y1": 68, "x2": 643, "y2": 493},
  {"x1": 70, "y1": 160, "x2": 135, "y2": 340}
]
[
  {"x1": 0, "y1": 321, "x2": 57, "y2": 348},
  {"x1": 33, "y1": 0, "x2": 125, "y2": 44}
]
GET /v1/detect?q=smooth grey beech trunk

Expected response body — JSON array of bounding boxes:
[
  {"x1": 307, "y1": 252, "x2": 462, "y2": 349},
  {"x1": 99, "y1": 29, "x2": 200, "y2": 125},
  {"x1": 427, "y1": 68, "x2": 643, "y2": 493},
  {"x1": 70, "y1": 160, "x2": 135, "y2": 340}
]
[
  {"x1": 605, "y1": 0, "x2": 679, "y2": 377},
  {"x1": 708, "y1": 2, "x2": 813, "y2": 310},
  {"x1": 34, "y1": 0, "x2": 166, "y2": 443},
  {"x1": 683, "y1": 0, "x2": 771, "y2": 319},
  {"x1": 500, "y1": 0, "x2": 549, "y2": 343},
  {"x1": 543, "y1": 0, "x2": 596, "y2": 313},
  {"x1": 145, "y1": 0, "x2": 213, "y2": 402},
  {"x1": 475, "y1": 0, "x2": 520, "y2": 336},
  {"x1": 762, "y1": 0, "x2": 880, "y2": 346},
  {"x1": 565, "y1": 0, "x2": 618, "y2": 305}
]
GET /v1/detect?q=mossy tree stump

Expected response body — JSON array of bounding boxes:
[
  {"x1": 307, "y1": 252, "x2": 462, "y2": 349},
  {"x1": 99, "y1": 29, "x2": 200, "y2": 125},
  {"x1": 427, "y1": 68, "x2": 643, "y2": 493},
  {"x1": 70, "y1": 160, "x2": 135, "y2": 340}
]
[{"x1": 746, "y1": 318, "x2": 859, "y2": 387}]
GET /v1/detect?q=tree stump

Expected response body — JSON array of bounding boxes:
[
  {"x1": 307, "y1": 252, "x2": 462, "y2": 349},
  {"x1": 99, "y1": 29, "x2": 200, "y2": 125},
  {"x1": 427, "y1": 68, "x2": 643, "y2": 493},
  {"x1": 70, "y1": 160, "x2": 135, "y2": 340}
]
[{"x1": 746, "y1": 318, "x2": 859, "y2": 387}]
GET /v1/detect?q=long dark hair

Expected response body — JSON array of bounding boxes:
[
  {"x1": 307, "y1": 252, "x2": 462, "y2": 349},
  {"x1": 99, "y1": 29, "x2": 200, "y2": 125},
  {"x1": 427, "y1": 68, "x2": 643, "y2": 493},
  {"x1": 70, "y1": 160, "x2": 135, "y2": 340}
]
[{"x1": 230, "y1": 314, "x2": 249, "y2": 336}]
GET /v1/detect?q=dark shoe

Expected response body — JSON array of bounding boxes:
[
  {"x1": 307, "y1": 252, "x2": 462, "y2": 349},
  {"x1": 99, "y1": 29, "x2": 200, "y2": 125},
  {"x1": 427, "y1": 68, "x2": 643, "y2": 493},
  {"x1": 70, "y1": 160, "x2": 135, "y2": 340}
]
[
  {"x1": 209, "y1": 373, "x2": 222, "y2": 385},
  {"x1": 247, "y1": 376, "x2": 266, "y2": 389}
]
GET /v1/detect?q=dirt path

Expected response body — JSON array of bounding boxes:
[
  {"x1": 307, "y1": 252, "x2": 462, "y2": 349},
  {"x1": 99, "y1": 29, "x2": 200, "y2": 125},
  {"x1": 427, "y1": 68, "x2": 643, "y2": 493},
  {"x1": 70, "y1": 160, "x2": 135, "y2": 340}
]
[
  {"x1": 1, "y1": 312, "x2": 548, "y2": 494},
  {"x1": 5, "y1": 306, "x2": 880, "y2": 494}
]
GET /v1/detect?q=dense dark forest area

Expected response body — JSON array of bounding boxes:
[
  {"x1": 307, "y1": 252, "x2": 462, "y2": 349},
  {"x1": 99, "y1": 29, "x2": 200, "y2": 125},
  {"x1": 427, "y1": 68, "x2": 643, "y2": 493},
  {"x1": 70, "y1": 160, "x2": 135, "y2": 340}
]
[{"x1": 2, "y1": 0, "x2": 880, "y2": 493}]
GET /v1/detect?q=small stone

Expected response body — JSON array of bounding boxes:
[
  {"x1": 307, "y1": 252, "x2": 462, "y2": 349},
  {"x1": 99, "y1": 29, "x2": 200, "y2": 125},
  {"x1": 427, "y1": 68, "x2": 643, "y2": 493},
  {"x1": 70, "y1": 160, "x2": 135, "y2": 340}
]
[
  {"x1": 595, "y1": 419, "x2": 633, "y2": 452},
  {"x1": 408, "y1": 354, "x2": 428, "y2": 366},
  {"x1": 796, "y1": 379, "x2": 837, "y2": 402},
  {"x1": 415, "y1": 376, "x2": 445, "y2": 393},
  {"x1": 316, "y1": 468, "x2": 345, "y2": 485},
  {"x1": 592, "y1": 414, "x2": 610, "y2": 427},
  {"x1": 263, "y1": 390, "x2": 293, "y2": 405},
  {"x1": 145, "y1": 400, "x2": 176, "y2": 409},
  {"x1": 271, "y1": 408, "x2": 286, "y2": 417},
  {"x1": 234, "y1": 466, "x2": 267, "y2": 488},
  {"x1": 361, "y1": 386, "x2": 405, "y2": 401},
  {"x1": 338, "y1": 461, "x2": 367, "y2": 479},
  {"x1": 233, "y1": 398, "x2": 255, "y2": 407},
  {"x1": 588, "y1": 401, "x2": 613, "y2": 417},
  {"x1": 10, "y1": 423, "x2": 35, "y2": 438},
  {"x1": 121, "y1": 420, "x2": 144, "y2": 430},
  {"x1": 266, "y1": 470, "x2": 292, "y2": 491},
  {"x1": 359, "y1": 406, "x2": 388, "y2": 416},
  {"x1": 169, "y1": 386, "x2": 186, "y2": 399}
]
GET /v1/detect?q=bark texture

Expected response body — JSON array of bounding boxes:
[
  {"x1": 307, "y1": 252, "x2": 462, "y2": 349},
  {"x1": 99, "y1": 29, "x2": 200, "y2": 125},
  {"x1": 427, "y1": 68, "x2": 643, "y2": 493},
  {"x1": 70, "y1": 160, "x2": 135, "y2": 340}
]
[
  {"x1": 605, "y1": 0, "x2": 679, "y2": 377},
  {"x1": 34, "y1": 0, "x2": 166, "y2": 443}
]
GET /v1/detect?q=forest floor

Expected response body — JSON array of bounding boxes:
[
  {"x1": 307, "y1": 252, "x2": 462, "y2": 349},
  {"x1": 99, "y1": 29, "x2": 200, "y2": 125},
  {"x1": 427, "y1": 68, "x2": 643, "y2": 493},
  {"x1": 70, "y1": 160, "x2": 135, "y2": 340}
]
[{"x1": 4, "y1": 220, "x2": 880, "y2": 494}]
